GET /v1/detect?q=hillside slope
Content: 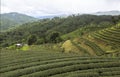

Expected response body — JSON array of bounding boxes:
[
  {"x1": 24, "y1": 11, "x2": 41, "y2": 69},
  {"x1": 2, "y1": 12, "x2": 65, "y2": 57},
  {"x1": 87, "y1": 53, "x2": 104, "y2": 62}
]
[
  {"x1": 62, "y1": 24, "x2": 120, "y2": 57},
  {"x1": 0, "y1": 14, "x2": 120, "y2": 57},
  {"x1": 0, "y1": 12, "x2": 38, "y2": 31},
  {"x1": 1, "y1": 14, "x2": 119, "y2": 47}
]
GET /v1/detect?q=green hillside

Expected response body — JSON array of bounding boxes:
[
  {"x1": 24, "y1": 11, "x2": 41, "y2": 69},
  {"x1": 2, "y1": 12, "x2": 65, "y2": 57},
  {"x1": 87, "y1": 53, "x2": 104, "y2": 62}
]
[
  {"x1": 90, "y1": 24, "x2": 120, "y2": 52},
  {"x1": 62, "y1": 24, "x2": 120, "y2": 57},
  {"x1": 0, "y1": 14, "x2": 120, "y2": 57},
  {"x1": 61, "y1": 24, "x2": 111, "y2": 40},
  {"x1": 0, "y1": 12, "x2": 38, "y2": 31},
  {"x1": 1, "y1": 14, "x2": 119, "y2": 47}
]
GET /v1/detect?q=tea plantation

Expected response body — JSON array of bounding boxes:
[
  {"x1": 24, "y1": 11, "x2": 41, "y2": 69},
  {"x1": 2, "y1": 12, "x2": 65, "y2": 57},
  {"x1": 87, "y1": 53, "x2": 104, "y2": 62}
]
[
  {"x1": 0, "y1": 47, "x2": 120, "y2": 77},
  {"x1": 62, "y1": 24, "x2": 120, "y2": 57},
  {"x1": 0, "y1": 15, "x2": 120, "y2": 77}
]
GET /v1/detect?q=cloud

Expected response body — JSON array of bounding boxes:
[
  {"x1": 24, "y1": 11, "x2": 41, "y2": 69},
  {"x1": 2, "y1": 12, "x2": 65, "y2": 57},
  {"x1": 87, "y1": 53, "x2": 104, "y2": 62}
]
[{"x1": 1, "y1": 0, "x2": 120, "y2": 17}]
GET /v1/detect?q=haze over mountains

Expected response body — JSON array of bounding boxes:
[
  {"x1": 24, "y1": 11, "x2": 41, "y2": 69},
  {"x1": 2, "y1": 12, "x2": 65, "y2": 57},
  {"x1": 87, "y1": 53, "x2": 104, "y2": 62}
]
[{"x1": 37, "y1": 10, "x2": 120, "y2": 19}]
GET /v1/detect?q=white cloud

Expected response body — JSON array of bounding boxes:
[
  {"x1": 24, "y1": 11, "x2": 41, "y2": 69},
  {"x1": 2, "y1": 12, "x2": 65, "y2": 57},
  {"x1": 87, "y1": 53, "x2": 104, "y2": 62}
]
[{"x1": 1, "y1": 0, "x2": 120, "y2": 17}]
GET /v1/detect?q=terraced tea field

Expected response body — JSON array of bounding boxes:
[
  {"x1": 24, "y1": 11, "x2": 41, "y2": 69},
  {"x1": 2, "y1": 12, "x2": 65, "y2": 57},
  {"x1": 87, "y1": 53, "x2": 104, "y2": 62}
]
[
  {"x1": 0, "y1": 48, "x2": 120, "y2": 77},
  {"x1": 62, "y1": 24, "x2": 120, "y2": 57}
]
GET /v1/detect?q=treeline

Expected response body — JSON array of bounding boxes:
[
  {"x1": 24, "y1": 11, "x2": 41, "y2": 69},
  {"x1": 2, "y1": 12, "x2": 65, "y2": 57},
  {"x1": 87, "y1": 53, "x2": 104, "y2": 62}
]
[{"x1": 0, "y1": 14, "x2": 120, "y2": 47}]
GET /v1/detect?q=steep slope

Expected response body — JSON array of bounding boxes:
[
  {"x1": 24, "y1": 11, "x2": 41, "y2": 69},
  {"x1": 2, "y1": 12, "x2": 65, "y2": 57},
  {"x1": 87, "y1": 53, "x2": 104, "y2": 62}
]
[
  {"x1": 0, "y1": 12, "x2": 38, "y2": 31},
  {"x1": 90, "y1": 24, "x2": 120, "y2": 53},
  {"x1": 62, "y1": 24, "x2": 120, "y2": 57}
]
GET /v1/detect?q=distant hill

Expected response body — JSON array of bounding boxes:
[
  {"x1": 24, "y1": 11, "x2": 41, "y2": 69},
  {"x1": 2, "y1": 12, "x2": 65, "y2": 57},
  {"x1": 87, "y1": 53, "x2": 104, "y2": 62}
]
[
  {"x1": 0, "y1": 12, "x2": 38, "y2": 31},
  {"x1": 93, "y1": 11, "x2": 120, "y2": 16}
]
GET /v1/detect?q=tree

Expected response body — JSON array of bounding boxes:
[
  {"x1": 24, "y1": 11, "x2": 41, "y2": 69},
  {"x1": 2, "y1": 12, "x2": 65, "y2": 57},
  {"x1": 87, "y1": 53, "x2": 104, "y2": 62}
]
[
  {"x1": 36, "y1": 38, "x2": 45, "y2": 44},
  {"x1": 111, "y1": 16, "x2": 119, "y2": 24},
  {"x1": 48, "y1": 32, "x2": 62, "y2": 43},
  {"x1": 27, "y1": 34, "x2": 37, "y2": 45}
]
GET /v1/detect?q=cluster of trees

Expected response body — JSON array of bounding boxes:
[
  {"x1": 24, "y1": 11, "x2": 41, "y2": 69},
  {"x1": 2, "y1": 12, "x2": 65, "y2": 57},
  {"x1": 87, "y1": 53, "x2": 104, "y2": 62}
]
[
  {"x1": 0, "y1": 14, "x2": 120, "y2": 47},
  {"x1": 27, "y1": 32, "x2": 62, "y2": 45}
]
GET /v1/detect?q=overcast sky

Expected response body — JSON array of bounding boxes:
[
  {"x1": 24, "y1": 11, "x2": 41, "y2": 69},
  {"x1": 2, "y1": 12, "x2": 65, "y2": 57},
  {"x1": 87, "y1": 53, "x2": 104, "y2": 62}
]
[{"x1": 1, "y1": 0, "x2": 120, "y2": 17}]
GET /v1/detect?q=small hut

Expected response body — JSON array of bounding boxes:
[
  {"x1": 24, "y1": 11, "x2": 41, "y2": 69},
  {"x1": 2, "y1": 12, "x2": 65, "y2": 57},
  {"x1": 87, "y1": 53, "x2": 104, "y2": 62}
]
[{"x1": 15, "y1": 43, "x2": 23, "y2": 48}]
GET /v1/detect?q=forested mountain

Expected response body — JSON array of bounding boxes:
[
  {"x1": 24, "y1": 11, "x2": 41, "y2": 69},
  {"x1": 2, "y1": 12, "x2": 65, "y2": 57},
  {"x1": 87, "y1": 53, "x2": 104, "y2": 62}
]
[
  {"x1": 0, "y1": 12, "x2": 38, "y2": 31},
  {"x1": 0, "y1": 14, "x2": 120, "y2": 48}
]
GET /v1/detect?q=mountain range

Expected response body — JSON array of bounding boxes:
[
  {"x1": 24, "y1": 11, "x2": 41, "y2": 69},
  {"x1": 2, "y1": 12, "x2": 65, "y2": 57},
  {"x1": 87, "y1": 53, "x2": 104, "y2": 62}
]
[{"x1": 0, "y1": 11, "x2": 120, "y2": 31}]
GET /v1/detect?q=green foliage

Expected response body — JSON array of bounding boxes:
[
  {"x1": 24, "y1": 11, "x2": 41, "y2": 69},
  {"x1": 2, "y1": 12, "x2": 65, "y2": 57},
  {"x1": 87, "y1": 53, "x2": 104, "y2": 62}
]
[
  {"x1": 27, "y1": 35, "x2": 37, "y2": 45},
  {"x1": 47, "y1": 32, "x2": 62, "y2": 43},
  {"x1": 7, "y1": 45, "x2": 16, "y2": 50},
  {"x1": 36, "y1": 38, "x2": 45, "y2": 44},
  {"x1": 20, "y1": 44, "x2": 29, "y2": 51}
]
